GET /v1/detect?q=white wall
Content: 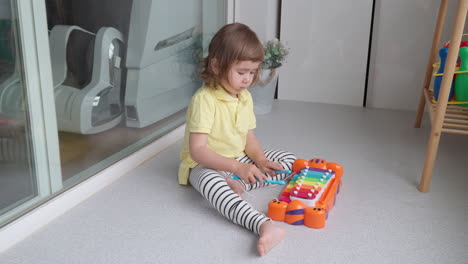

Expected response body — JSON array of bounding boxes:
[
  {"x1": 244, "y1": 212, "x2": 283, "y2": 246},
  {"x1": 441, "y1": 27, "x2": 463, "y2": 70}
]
[
  {"x1": 278, "y1": 0, "x2": 373, "y2": 106},
  {"x1": 368, "y1": 0, "x2": 468, "y2": 110},
  {"x1": 227, "y1": 0, "x2": 280, "y2": 43},
  {"x1": 227, "y1": 0, "x2": 464, "y2": 110}
]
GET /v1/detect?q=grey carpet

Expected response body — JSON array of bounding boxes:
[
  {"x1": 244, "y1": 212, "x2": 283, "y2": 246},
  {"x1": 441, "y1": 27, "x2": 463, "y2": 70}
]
[{"x1": 1, "y1": 100, "x2": 467, "y2": 264}]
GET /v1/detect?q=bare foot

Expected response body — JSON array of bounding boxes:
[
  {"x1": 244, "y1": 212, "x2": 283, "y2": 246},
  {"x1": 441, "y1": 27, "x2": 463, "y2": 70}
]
[
  {"x1": 257, "y1": 220, "x2": 286, "y2": 256},
  {"x1": 226, "y1": 177, "x2": 244, "y2": 195}
]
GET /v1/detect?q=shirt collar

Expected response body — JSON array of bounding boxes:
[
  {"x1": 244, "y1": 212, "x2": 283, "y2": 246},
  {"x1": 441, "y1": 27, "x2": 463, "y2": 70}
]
[{"x1": 211, "y1": 84, "x2": 248, "y2": 103}]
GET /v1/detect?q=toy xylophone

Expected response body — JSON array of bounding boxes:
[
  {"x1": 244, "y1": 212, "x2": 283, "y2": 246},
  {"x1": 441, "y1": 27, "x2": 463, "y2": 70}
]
[{"x1": 267, "y1": 158, "x2": 343, "y2": 229}]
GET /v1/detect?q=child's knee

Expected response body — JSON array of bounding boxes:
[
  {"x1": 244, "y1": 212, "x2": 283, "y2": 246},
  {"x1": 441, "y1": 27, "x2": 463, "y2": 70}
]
[{"x1": 278, "y1": 151, "x2": 296, "y2": 165}]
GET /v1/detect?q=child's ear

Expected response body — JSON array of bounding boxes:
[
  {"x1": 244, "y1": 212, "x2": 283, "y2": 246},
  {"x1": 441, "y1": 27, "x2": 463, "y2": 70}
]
[{"x1": 210, "y1": 58, "x2": 219, "y2": 74}]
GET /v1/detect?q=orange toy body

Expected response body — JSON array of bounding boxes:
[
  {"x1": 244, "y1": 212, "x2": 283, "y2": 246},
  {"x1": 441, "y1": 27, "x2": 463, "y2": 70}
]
[
  {"x1": 267, "y1": 200, "x2": 288, "y2": 221},
  {"x1": 284, "y1": 200, "x2": 306, "y2": 225},
  {"x1": 267, "y1": 158, "x2": 343, "y2": 229}
]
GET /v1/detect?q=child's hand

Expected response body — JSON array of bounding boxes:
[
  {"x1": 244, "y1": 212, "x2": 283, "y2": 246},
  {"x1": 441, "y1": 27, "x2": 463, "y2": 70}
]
[
  {"x1": 256, "y1": 160, "x2": 284, "y2": 178},
  {"x1": 235, "y1": 163, "x2": 269, "y2": 184}
]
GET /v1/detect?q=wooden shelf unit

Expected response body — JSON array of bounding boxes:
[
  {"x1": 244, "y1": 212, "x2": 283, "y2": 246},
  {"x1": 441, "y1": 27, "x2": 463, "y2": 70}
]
[
  {"x1": 415, "y1": 0, "x2": 468, "y2": 192},
  {"x1": 424, "y1": 89, "x2": 468, "y2": 135}
]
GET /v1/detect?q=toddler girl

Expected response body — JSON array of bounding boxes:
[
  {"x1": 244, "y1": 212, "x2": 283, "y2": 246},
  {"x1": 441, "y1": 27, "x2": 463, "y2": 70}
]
[{"x1": 178, "y1": 23, "x2": 296, "y2": 256}]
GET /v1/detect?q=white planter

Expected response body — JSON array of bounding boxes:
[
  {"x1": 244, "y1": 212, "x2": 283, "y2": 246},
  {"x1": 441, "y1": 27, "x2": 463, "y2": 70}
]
[{"x1": 250, "y1": 68, "x2": 279, "y2": 115}]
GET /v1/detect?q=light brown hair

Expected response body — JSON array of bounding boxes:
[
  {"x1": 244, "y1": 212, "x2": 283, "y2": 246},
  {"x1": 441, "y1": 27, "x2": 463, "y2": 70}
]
[{"x1": 200, "y1": 23, "x2": 264, "y2": 89}]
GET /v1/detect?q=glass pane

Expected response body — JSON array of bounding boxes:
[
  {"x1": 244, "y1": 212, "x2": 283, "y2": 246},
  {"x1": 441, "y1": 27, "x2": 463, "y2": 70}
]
[
  {"x1": 44, "y1": 0, "x2": 224, "y2": 186},
  {"x1": 0, "y1": 0, "x2": 37, "y2": 215}
]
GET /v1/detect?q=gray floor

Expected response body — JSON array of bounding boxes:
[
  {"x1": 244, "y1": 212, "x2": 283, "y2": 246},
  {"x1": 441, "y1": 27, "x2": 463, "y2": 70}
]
[{"x1": 1, "y1": 100, "x2": 468, "y2": 264}]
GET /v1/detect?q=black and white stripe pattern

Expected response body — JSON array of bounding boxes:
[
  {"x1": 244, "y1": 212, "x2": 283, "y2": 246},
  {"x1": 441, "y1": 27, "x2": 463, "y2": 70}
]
[{"x1": 189, "y1": 149, "x2": 296, "y2": 234}]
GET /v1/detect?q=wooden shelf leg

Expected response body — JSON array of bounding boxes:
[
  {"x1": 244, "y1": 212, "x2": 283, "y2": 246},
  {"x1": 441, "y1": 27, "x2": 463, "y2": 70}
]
[
  {"x1": 415, "y1": 0, "x2": 448, "y2": 128},
  {"x1": 419, "y1": 0, "x2": 468, "y2": 192}
]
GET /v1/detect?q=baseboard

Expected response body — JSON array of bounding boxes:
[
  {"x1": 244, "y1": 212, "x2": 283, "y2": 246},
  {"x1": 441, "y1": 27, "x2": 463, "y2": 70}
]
[{"x1": 0, "y1": 124, "x2": 185, "y2": 254}]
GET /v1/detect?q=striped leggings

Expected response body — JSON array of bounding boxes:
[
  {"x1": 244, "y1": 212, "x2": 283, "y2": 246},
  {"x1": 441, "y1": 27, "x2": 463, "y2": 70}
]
[{"x1": 189, "y1": 149, "x2": 296, "y2": 234}]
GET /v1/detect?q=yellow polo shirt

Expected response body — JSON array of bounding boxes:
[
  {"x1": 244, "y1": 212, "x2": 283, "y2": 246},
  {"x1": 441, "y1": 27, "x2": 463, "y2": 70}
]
[{"x1": 178, "y1": 85, "x2": 256, "y2": 185}]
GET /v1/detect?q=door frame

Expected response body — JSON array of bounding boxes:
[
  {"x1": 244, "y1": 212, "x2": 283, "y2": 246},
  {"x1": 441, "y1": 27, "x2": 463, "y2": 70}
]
[{"x1": 0, "y1": 0, "x2": 62, "y2": 225}]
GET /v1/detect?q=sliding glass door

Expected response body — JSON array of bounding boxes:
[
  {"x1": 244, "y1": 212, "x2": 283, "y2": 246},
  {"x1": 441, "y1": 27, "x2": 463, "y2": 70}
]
[
  {"x1": 0, "y1": 0, "x2": 225, "y2": 227},
  {"x1": 0, "y1": 0, "x2": 61, "y2": 225},
  {"x1": 44, "y1": 0, "x2": 225, "y2": 187}
]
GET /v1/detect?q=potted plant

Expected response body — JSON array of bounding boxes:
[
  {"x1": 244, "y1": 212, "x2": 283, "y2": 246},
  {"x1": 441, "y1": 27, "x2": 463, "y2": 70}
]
[{"x1": 251, "y1": 38, "x2": 289, "y2": 114}]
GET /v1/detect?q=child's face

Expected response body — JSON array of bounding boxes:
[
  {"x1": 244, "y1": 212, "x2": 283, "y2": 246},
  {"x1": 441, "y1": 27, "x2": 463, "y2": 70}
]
[{"x1": 222, "y1": 60, "x2": 260, "y2": 97}]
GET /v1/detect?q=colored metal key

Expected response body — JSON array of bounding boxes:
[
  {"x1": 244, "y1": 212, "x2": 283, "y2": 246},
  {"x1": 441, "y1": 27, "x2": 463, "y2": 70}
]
[{"x1": 230, "y1": 170, "x2": 291, "y2": 185}]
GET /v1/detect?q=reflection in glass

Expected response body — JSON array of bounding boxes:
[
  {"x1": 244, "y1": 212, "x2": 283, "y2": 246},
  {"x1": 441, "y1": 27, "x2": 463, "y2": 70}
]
[
  {"x1": 50, "y1": 25, "x2": 124, "y2": 134},
  {"x1": 44, "y1": 0, "x2": 221, "y2": 185},
  {"x1": 0, "y1": 0, "x2": 37, "y2": 216}
]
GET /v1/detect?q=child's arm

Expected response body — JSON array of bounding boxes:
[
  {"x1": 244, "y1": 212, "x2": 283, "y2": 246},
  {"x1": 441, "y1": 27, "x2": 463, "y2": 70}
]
[
  {"x1": 245, "y1": 130, "x2": 285, "y2": 177},
  {"x1": 189, "y1": 132, "x2": 266, "y2": 184}
]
